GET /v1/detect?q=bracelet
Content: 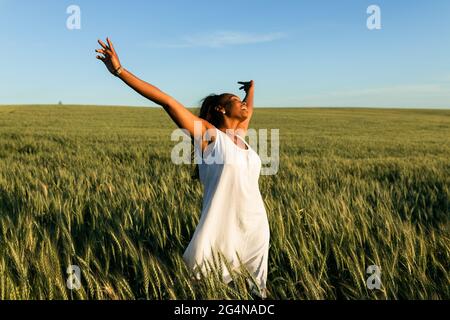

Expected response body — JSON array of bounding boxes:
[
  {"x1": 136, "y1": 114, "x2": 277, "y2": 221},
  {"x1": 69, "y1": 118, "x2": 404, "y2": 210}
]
[{"x1": 114, "y1": 66, "x2": 123, "y2": 77}]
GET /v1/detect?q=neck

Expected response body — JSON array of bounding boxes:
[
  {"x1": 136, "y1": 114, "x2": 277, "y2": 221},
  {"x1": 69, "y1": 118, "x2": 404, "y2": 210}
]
[{"x1": 217, "y1": 118, "x2": 240, "y2": 133}]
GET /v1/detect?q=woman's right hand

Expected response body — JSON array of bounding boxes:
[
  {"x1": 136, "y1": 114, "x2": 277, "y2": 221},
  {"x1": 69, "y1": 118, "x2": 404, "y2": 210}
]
[{"x1": 95, "y1": 37, "x2": 122, "y2": 76}]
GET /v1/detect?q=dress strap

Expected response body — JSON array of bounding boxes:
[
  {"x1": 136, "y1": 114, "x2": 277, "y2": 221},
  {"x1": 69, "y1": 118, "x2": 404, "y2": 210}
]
[
  {"x1": 235, "y1": 133, "x2": 250, "y2": 150},
  {"x1": 202, "y1": 127, "x2": 221, "y2": 155}
]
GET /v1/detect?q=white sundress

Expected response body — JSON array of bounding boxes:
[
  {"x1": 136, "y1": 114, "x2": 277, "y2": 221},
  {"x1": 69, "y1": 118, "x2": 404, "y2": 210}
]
[{"x1": 183, "y1": 127, "x2": 270, "y2": 298}]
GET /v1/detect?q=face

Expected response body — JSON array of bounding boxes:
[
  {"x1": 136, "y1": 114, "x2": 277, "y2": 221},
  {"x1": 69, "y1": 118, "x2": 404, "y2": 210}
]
[{"x1": 222, "y1": 94, "x2": 248, "y2": 121}]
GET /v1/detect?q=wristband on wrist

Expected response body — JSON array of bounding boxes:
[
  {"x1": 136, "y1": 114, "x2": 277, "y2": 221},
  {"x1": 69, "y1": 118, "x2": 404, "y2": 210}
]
[{"x1": 114, "y1": 66, "x2": 123, "y2": 77}]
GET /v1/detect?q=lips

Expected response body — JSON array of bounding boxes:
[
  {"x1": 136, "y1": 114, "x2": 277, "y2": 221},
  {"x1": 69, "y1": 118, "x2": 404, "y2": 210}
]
[{"x1": 241, "y1": 106, "x2": 248, "y2": 110}]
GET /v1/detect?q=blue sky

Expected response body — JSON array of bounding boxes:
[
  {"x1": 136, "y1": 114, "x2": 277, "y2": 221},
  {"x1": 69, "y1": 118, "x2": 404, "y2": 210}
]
[{"x1": 1, "y1": 0, "x2": 450, "y2": 108}]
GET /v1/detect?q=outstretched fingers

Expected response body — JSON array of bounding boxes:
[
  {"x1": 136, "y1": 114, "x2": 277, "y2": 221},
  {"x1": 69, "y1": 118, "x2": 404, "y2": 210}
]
[
  {"x1": 106, "y1": 37, "x2": 116, "y2": 54},
  {"x1": 95, "y1": 48, "x2": 107, "y2": 61},
  {"x1": 98, "y1": 39, "x2": 108, "y2": 50},
  {"x1": 98, "y1": 39, "x2": 114, "y2": 56},
  {"x1": 237, "y1": 80, "x2": 254, "y2": 92}
]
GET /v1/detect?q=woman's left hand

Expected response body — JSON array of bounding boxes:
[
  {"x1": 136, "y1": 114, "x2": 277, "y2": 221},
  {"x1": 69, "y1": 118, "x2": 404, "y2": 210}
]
[{"x1": 238, "y1": 80, "x2": 254, "y2": 93}]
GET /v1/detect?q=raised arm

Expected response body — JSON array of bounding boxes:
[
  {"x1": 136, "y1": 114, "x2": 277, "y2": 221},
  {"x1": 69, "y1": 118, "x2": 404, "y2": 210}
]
[
  {"x1": 237, "y1": 80, "x2": 255, "y2": 133},
  {"x1": 95, "y1": 37, "x2": 212, "y2": 139}
]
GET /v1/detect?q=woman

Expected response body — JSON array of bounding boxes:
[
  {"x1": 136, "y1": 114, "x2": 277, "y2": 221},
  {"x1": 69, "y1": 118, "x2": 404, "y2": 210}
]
[{"x1": 95, "y1": 38, "x2": 270, "y2": 298}]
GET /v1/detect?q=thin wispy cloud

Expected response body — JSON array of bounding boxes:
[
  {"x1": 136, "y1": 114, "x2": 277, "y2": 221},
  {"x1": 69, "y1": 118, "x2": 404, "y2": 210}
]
[
  {"x1": 300, "y1": 83, "x2": 450, "y2": 108},
  {"x1": 327, "y1": 84, "x2": 447, "y2": 97},
  {"x1": 148, "y1": 31, "x2": 287, "y2": 49}
]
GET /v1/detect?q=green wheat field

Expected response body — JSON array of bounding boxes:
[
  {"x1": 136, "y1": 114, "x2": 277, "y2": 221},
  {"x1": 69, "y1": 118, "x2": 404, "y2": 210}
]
[{"x1": 0, "y1": 105, "x2": 449, "y2": 300}]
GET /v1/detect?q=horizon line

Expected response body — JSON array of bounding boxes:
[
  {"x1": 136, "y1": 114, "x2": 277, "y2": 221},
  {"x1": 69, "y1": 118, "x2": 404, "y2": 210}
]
[{"x1": 1, "y1": 104, "x2": 450, "y2": 111}]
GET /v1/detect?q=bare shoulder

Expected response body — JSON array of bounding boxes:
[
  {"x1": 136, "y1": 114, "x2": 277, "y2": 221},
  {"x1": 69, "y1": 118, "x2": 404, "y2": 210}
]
[{"x1": 201, "y1": 122, "x2": 219, "y2": 151}]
